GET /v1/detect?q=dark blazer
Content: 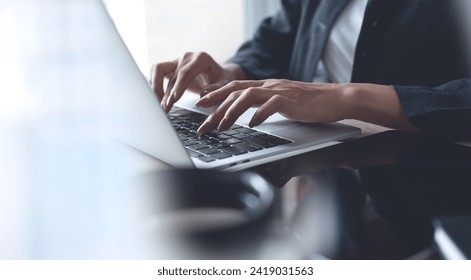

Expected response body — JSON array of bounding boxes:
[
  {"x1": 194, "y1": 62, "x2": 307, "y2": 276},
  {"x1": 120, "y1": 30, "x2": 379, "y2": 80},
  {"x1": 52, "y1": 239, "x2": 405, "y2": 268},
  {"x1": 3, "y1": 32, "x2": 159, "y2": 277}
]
[{"x1": 228, "y1": 0, "x2": 471, "y2": 140}]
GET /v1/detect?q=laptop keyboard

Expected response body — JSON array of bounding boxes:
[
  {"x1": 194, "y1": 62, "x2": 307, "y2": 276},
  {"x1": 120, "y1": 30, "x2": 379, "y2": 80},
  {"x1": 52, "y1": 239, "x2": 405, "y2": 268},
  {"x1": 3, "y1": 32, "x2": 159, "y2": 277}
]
[{"x1": 168, "y1": 107, "x2": 293, "y2": 163}]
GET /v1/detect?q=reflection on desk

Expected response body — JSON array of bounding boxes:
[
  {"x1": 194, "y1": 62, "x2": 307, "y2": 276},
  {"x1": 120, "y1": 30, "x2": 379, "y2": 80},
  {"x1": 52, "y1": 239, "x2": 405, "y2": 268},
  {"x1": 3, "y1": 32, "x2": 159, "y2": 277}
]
[{"x1": 251, "y1": 131, "x2": 471, "y2": 258}]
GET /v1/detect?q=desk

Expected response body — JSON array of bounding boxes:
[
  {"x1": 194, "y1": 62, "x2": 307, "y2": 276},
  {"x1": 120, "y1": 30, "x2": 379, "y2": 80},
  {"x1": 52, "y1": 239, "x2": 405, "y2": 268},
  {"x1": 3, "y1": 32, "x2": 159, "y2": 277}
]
[
  {"x1": 340, "y1": 119, "x2": 471, "y2": 148},
  {"x1": 247, "y1": 130, "x2": 471, "y2": 258}
]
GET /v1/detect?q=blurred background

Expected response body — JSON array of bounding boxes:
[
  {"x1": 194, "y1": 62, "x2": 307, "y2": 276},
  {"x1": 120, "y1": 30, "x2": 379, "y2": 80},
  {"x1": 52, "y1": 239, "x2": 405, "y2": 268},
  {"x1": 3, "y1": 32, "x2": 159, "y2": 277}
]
[
  {"x1": 104, "y1": 0, "x2": 281, "y2": 74},
  {"x1": 0, "y1": 0, "x2": 285, "y2": 259}
]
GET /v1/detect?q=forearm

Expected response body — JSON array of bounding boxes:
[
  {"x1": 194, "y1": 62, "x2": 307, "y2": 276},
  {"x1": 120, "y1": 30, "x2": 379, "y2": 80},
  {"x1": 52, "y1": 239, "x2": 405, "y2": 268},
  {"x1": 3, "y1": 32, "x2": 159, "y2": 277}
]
[{"x1": 343, "y1": 84, "x2": 417, "y2": 131}]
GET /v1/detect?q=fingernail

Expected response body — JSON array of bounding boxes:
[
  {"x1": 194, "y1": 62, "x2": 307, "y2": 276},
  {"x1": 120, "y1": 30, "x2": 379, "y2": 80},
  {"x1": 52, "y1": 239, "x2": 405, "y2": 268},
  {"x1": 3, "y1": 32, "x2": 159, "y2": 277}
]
[
  {"x1": 165, "y1": 95, "x2": 172, "y2": 107},
  {"x1": 249, "y1": 116, "x2": 259, "y2": 127},
  {"x1": 195, "y1": 97, "x2": 207, "y2": 107},
  {"x1": 218, "y1": 118, "x2": 230, "y2": 132},
  {"x1": 197, "y1": 122, "x2": 209, "y2": 134},
  {"x1": 161, "y1": 99, "x2": 166, "y2": 108}
]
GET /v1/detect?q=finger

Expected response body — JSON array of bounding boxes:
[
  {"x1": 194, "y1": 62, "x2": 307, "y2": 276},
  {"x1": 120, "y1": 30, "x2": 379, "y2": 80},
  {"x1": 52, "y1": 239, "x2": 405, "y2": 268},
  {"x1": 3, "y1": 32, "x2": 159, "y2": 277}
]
[
  {"x1": 149, "y1": 65, "x2": 155, "y2": 84},
  {"x1": 195, "y1": 80, "x2": 263, "y2": 108},
  {"x1": 168, "y1": 58, "x2": 211, "y2": 109},
  {"x1": 249, "y1": 95, "x2": 291, "y2": 127},
  {"x1": 197, "y1": 90, "x2": 244, "y2": 134},
  {"x1": 151, "y1": 61, "x2": 177, "y2": 101},
  {"x1": 161, "y1": 75, "x2": 176, "y2": 112},
  {"x1": 200, "y1": 81, "x2": 226, "y2": 97},
  {"x1": 217, "y1": 87, "x2": 272, "y2": 131}
]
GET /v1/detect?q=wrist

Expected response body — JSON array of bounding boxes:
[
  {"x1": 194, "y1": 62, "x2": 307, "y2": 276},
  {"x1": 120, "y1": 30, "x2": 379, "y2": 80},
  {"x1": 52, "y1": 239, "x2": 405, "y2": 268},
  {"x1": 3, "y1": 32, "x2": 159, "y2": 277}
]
[
  {"x1": 340, "y1": 83, "x2": 416, "y2": 130},
  {"x1": 337, "y1": 84, "x2": 362, "y2": 120}
]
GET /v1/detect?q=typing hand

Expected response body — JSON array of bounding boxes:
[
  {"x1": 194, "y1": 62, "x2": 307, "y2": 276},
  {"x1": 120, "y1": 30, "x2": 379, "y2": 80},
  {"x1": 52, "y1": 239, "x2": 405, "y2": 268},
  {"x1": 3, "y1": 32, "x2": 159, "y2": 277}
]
[
  {"x1": 195, "y1": 79, "x2": 350, "y2": 134},
  {"x1": 150, "y1": 52, "x2": 245, "y2": 112},
  {"x1": 195, "y1": 80, "x2": 414, "y2": 135}
]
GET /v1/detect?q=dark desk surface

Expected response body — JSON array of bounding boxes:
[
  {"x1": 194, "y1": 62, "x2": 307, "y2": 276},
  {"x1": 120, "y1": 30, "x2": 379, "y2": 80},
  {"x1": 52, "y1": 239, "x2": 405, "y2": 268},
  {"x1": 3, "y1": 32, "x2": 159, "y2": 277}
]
[
  {"x1": 247, "y1": 130, "x2": 471, "y2": 258},
  {"x1": 251, "y1": 130, "x2": 471, "y2": 187}
]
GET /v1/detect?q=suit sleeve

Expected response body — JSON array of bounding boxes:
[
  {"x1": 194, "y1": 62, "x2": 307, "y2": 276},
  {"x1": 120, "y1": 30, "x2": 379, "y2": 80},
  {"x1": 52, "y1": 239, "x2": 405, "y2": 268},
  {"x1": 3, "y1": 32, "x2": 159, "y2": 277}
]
[
  {"x1": 227, "y1": 0, "x2": 302, "y2": 80},
  {"x1": 394, "y1": 78, "x2": 471, "y2": 140}
]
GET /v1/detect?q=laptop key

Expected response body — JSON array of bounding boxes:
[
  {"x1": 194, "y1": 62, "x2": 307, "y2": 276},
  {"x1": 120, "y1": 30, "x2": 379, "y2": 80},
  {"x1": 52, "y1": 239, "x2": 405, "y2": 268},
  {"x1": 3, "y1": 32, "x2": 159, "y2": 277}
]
[
  {"x1": 188, "y1": 125, "x2": 200, "y2": 131},
  {"x1": 172, "y1": 119, "x2": 185, "y2": 124},
  {"x1": 244, "y1": 137, "x2": 276, "y2": 148},
  {"x1": 188, "y1": 112, "x2": 207, "y2": 118},
  {"x1": 221, "y1": 146, "x2": 248, "y2": 155},
  {"x1": 208, "y1": 130, "x2": 220, "y2": 138},
  {"x1": 210, "y1": 152, "x2": 232, "y2": 160},
  {"x1": 199, "y1": 138, "x2": 220, "y2": 145},
  {"x1": 198, "y1": 156, "x2": 216, "y2": 162},
  {"x1": 232, "y1": 133, "x2": 251, "y2": 140},
  {"x1": 193, "y1": 135, "x2": 210, "y2": 141},
  {"x1": 211, "y1": 142, "x2": 230, "y2": 149},
  {"x1": 248, "y1": 131, "x2": 267, "y2": 137},
  {"x1": 186, "y1": 132, "x2": 199, "y2": 138},
  {"x1": 191, "y1": 144, "x2": 210, "y2": 150},
  {"x1": 222, "y1": 130, "x2": 239, "y2": 136},
  {"x1": 182, "y1": 140, "x2": 200, "y2": 146},
  {"x1": 224, "y1": 138, "x2": 242, "y2": 144},
  {"x1": 270, "y1": 138, "x2": 292, "y2": 145},
  {"x1": 169, "y1": 112, "x2": 183, "y2": 117},
  {"x1": 260, "y1": 135, "x2": 279, "y2": 142},
  {"x1": 235, "y1": 142, "x2": 263, "y2": 152},
  {"x1": 235, "y1": 127, "x2": 256, "y2": 134},
  {"x1": 186, "y1": 149, "x2": 203, "y2": 158},
  {"x1": 215, "y1": 134, "x2": 232, "y2": 140},
  {"x1": 191, "y1": 120, "x2": 205, "y2": 126},
  {"x1": 177, "y1": 128, "x2": 190, "y2": 134},
  {"x1": 199, "y1": 148, "x2": 221, "y2": 155}
]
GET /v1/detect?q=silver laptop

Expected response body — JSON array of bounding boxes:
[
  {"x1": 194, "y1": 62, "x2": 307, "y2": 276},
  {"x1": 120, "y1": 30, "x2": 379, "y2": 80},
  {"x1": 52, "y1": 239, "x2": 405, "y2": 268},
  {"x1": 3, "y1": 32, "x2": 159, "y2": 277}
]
[{"x1": 101, "y1": 3, "x2": 360, "y2": 171}]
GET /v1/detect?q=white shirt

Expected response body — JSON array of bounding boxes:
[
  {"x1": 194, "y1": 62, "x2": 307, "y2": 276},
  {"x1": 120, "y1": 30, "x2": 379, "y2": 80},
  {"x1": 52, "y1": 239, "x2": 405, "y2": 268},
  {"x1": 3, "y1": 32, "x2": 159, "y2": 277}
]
[{"x1": 313, "y1": 0, "x2": 369, "y2": 83}]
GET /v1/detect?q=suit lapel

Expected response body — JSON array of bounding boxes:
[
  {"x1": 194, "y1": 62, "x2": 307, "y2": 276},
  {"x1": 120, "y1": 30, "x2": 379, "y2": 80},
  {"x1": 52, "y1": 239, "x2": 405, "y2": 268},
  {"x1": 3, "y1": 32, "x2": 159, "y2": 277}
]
[{"x1": 290, "y1": 0, "x2": 351, "y2": 81}]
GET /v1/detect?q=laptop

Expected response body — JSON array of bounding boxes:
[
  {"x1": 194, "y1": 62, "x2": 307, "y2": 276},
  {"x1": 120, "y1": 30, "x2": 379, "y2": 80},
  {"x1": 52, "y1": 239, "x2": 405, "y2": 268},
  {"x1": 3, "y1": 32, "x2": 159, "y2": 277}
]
[{"x1": 101, "y1": 3, "x2": 360, "y2": 171}]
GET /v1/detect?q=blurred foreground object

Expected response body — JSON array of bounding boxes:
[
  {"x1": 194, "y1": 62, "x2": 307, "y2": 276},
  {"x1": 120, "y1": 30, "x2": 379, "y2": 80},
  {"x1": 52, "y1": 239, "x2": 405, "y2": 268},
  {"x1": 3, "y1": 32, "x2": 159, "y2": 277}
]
[
  {"x1": 434, "y1": 216, "x2": 471, "y2": 260},
  {"x1": 137, "y1": 169, "x2": 352, "y2": 259}
]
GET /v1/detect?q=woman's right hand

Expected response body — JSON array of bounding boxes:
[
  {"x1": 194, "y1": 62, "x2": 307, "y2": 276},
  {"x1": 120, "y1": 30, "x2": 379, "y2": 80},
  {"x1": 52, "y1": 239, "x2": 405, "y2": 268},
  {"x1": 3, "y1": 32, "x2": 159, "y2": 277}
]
[{"x1": 150, "y1": 51, "x2": 246, "y2": 112}]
